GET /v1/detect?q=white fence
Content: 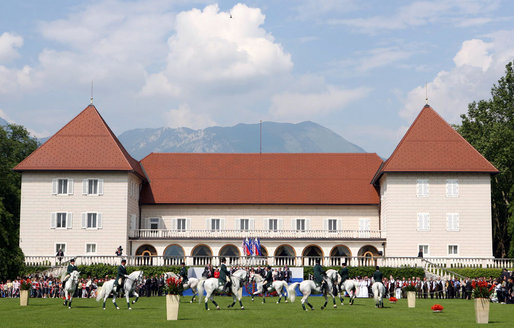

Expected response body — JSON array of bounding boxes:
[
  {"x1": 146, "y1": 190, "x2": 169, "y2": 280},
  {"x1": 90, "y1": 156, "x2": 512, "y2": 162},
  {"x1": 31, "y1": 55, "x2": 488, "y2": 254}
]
[
  {"x1": 24, "y1": 255, "x2": 514, "y2": 269},
  {"x1": 128, "y1": 229, "x2": 384, "y2": 239}
]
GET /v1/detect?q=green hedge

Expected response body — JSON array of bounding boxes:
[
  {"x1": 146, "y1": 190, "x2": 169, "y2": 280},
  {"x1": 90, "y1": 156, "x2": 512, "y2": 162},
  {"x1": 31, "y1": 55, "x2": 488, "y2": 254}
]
[
  {"x1": 450, "y1": 268, "x2": 512, "y2": 279},
  {"x1": 76, "y1": 264, "x2": 184, "y2": 279},
  {"x1": 20, "y1": 265, "x2": 51, "y2": 276},
  {"x1": 303, "y1": 266, "x2": 425, "y2": 280}
]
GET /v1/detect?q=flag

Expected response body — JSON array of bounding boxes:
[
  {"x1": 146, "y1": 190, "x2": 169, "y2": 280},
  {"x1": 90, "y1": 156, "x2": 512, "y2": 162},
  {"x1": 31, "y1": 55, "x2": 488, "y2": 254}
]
[
  {"x1": 248, "y1": 238, "x2": 254, "y2": 256},
  {"x1": 243, "y1": 238, "x2": 250, "y2": 256},
  {"x1": 255, "y1": 238, "x2": 261, "y2": 256}
]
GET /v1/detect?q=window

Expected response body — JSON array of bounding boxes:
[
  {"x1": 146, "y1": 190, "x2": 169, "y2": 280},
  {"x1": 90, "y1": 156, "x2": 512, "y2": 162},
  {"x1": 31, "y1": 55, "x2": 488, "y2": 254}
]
[
  {"x1": 55, "y1": 243, "x2": 66, "y2": 253},
  {"x1": 81, "y1": 212, "x2": 102, "y2": 229},
  {"x1": 359, "y1": 218, "x2": 370, "y2": 238},
  {"x1": 448, "y1": 245, "x2": 459, "y2": 256},
  {"x1": 446, "y1": 179, "x2": 459, "y2": 197},
  {"x1": 82, "y1": 179, "x2": 103, "y2": 195},
  {"x1": 296, "y1": 219, "x2": 306, "y2": 231},
  {"x1": 446, "y1": 213, "x2": 460, "y2": 231},
  {"x1": 86, "y1": 243, "x2": 96, "y2": 254},
  {"x1": 177, "y1": 218, "x2": 186, "y2": 231},
  {"x1": 240, "y1": 219, "x2": 249, "y2": 231},
  {"x1": 418, "y1": 245, "x2": 429, "y2": 256},
  {"x1": 269, "y1": 219, "x2": 278, "y2": 232},
  {"x1": 51, "y1": 212, "x2": 72, "y2": 229},
  {"x1": 417, "y1": 213, "x2": 430, "y2": 231},
  {"x1": 416, "y1": 179, "x2": 429, "y2": 197},
  {"x1": 328, "y1": 219, "x2": 337, "y2": 232},
  {"x1": 53, "y1": 178, "x2": 73, "y2": 195},
  {"x1": 211, "y1": 218, "x2": 220, "y2": 231},
  {"x1": 149, "y1": 218, "x2": 159, "y2": 230}
]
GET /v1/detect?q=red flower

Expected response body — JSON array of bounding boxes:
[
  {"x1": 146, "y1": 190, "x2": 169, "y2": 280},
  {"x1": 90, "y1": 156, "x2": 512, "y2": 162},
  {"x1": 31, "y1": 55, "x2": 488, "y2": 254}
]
[
  {"x1": 389, "y1": 297, "x2": 397, "y2": 302},
  {"x1": 431, "y1": 304, "x2": 444, "y2": 311}
]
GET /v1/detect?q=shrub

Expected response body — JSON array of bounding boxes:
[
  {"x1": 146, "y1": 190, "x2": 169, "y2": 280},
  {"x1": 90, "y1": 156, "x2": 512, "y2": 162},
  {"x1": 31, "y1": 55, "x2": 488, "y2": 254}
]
[{"x1": 303, "y1": 266, "x2": 425, "y2": 280}]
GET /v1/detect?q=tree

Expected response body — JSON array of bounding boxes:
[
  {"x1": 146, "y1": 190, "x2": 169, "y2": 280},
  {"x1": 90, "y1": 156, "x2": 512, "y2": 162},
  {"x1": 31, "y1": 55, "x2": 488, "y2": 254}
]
[
  {"x1": 456, "y1": 61, "x2": 514, "y2": 258},
  {"x1": 0, "y1": 124, "x2": 38, "y2": 280}
]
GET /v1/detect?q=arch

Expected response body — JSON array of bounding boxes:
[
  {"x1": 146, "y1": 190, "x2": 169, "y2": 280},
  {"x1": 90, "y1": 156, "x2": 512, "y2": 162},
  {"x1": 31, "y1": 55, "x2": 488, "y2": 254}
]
[
  {"x1": 259, "y1": 246, "x2": 268, "y2": 257},
  {"x1": 163, "y1": 244, "x2": 185, "y2": 266},
  {"x1": 274, "y1": 244, "x2": 296, "y2": 267},
  {"x1": 191, "y1": 244, "x2": 213, "y2": 266},
  {"x1": 358, "y1": 245, "x2": 379, "y2": 267},
  {"x1": 219, "y1": 244, "x2": 240, "y2": 265},
  {"x1": 274, "y1": 244, "x2": 296, "y2": 257},
  {"x1": 330, "y1": 245, "x2": 352, "y2": 257},
  {"x1": 135, "y1": 244, "x2": 157, "y2": 266},
  {"x1": 135, "y1": 244, "x2": 157, "y2": 256},
  {"x1": 329, "y1": 245, "x2": 352, "y2": 266},
  {"x1": 302, "y1": 244, "x2": 323, "y2": 266}
]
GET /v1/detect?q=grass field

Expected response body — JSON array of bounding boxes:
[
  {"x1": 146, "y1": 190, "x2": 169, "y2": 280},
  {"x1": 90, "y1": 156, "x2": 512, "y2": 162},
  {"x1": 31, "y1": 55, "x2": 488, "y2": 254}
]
[{"x1": 1, "y1": 296, "x2": 512, "y2": 328}]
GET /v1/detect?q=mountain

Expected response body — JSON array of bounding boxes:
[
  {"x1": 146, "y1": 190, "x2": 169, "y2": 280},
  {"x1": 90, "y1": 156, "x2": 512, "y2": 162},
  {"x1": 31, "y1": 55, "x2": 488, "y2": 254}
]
[
  {"x1": 118, "y1": 121, "x2": 366, "y2": 160},
  {"x1": 0, "y1": 117, "x2": 7, "y2": 126}
]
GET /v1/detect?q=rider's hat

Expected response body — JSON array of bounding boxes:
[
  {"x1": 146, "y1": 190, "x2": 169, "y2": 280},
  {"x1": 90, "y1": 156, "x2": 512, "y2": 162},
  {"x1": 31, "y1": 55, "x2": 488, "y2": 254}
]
[
  {"x1": 220, "y1": 257, "x2": 226, "y2": 263},
  {"x1": 70, "y1": 258, "x2": 75, "y2": 263},
  {"x1": 121, "y1": 258, "x2": 127, "y2": 263}
]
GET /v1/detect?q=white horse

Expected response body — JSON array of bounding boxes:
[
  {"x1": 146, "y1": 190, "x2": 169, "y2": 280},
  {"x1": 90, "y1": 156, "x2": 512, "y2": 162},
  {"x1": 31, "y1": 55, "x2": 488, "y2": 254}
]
[
  {"x1": 249, "y1": 272, "x2": 289, "y2": 304},
  {"x1": 164, "y1": 272, "x2": 200, "y2": 303},
  {"x1": 287, "y1": 277, "x2": 335, "y2": 311},
  {"x1": 339, "y1": 279, "x2": 359, "y2": 305},
  {"x1": 63, "y1": 270, "x2": 80, "y2": 309},
  {"x1": 372, "y1": 282, "x2": 386, "y2": 308},
  {"x1": 197, "y1": 269, "x2": 247, "y2": 310},
  {"x1": 96, "y1": 271, "x2": 143, "y2": 310}
]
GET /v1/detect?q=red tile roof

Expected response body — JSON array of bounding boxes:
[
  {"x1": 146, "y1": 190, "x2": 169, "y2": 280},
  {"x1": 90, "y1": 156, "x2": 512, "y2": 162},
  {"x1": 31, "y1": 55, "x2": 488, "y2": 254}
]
[
  {"x1": 140, "y1": 153, "x2": 383, "y2": 205},
  {"x1": 373, "y1": 105, "x2": 497, "y2": 182},
  {"x1": 14, "y1": 105, "x2": 145, "y2": 178}
]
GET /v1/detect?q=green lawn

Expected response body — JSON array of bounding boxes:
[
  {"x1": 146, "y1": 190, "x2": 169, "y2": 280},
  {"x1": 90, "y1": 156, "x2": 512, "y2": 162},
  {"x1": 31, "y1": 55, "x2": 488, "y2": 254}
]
[{"x1": 1, "y1": 296, "x2": 512, "y2": 328}]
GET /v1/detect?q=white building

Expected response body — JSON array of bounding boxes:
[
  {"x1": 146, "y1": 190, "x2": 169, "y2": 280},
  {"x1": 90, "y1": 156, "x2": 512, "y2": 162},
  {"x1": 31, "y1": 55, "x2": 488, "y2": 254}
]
[{"x1": 15, "y1": 104, "x2": 498, "y2": 267}]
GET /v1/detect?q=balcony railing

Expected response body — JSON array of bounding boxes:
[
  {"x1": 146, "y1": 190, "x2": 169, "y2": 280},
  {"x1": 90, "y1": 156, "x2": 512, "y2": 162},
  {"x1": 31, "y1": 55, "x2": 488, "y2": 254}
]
[
  {"x1": 23, "y1": 255, "x2": 514, "y2": 270},
  {"x1": 128, "y1": 229, "x2": 383, "y2": 240}
]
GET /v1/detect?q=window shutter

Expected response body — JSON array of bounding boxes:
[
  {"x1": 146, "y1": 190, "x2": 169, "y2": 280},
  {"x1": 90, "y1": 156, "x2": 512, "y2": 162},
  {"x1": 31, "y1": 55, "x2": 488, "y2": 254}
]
[
  {"x1": 249, "y1": 218, "x2": 255, "y2": 230},
  {"x1": 51, "y1": 213, "x2": 56, "y2": 229},
  {"x1": 264, "y1": 218, "x2": 269, "y2": 231},
  {"x1": 68, "y1": 179, "x2": 74, "y2": 195},
  {"x1": 416, "y1": 182, "x2": 421, "y2": 196},
  {"x1": 52, "y1": 179, "x2": 58, "y2": 195},
  {"x1": 323, "y1": 218, "x2": 328, "y2": 231},
  {"x1": 67, "y1": 212, "x2": 73, "y2": 229},
  {"x1": 337, "y1": 219, "x2": 342, "y2": 231},
  {"x1": 306, "y1": 218, "x2": 311, "y2": 231},
  {"x1": 446, "y1": 182, "x2": 451, "y2": 196},
  {"x1": 236, "y1": 218, "x2": 241, "y2": 230},
  {"x1": 206, "y1": 218, "x2": 210, "y2": 230},
  {"x1": 220, "y1": 218, "x2": 225, "y2": 230},
  {"x1": 98, "y1": 179, "x2": 104, "y2": 195},
  {"x1": 130, "y1": 215, "x2": 136, "y2": 230},
  {"x1": 455, "y1": 214, "x2": 459, "y2": 230},
  {"x1": 425, "y1": 214, "x2": 430, "y2": 230},
  {"x1": 171, "y1": 218, "x2": 177, "y2": 230},
  {"x1": 291, "y1": 219, "x2": 296, "y2": 230},
  {"x1": 278, "y1": 218, "x2": 283, "y2": 231},
  {"x1": 81, "y1": 213, "x2": 87, "y2": 229},
  {"x1": 82, "y1": 179, "x2": 88, "y2": 195},
  {"x1": 97, "y1": 213, "x2": 102, "y2": 229}
]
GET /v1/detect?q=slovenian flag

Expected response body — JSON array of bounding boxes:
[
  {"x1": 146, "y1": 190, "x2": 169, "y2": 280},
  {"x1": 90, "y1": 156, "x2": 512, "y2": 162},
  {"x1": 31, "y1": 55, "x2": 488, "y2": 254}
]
[
  {"x1": 255, "y1": 238, "x2": 261, "y2": 256},
  {"x1": 248, "y1": 238, "x2": 254, "y2": 256},
  {"x1": 243, "y1": 237, "x2": 251, "y2": 256}
]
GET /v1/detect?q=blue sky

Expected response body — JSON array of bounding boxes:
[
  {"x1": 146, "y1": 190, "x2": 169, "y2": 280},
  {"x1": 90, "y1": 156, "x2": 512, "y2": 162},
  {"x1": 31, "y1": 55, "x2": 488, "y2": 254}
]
[{"x1": 1, "y1": 0, "x2": 513, "y2": 157}]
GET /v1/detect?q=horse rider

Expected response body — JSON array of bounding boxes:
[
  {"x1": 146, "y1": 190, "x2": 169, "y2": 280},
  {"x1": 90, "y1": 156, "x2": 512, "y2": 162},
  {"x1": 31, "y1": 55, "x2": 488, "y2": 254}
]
[
  {"x1": 179, "y1": 262, "x2": 188, "y2": 284},
  {"x1": 219, "y1": 257, "x2": 232, "y2": 294},
  {"x1": 262, "y1": 266, "x2": 273, "y2": 293},
  {"x1": 113, "y1": 259, "x2": 129, "y2": 293},
  {"x1": 338, "y1": 262, "x2": 349, "y2": 290},
  {"x1": 62, "y1": 258, "x2": 78, "y2": 283},
  {"x1": 373, "y1": 266, "x2": 384, "y2": 287},
  {"x1": 313, "y1": 259, "x2": 328, "y2": 294}
]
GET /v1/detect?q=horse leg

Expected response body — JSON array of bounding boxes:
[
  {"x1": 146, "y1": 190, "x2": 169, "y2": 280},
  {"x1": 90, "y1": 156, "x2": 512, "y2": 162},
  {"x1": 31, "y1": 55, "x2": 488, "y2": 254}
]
[
  {"x1": 132, "y1": 291, "x2": 139, "y2": 304},
  {"x1": 63, "y1": 291, "x2": 68, "y2": 306},
  {"x1": 68, "y1": 295, "x2": 72, "y2": 309},
  {"x1": 113, "y1": 293, "x2": 120, "y2": 310},
  {"x1": 332, "y1": 294, "x2": 337, "y2": 308},
  {"x1": 211, "y1": 297, "x2": 220, "y2": 310},
  {"x1": 321, "y1": 295, "x2": 328, "y2": 310},
  {"x1": 204, "y1": 293, "x2": 209, "y2": 310},
  {"x1": 127, "y1": 292, "x2": 132, "y2": 310}
]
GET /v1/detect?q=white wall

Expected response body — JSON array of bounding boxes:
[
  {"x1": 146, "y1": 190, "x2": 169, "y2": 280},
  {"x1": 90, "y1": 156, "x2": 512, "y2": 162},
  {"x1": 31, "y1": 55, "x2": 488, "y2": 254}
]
[
  {"x1": 380, "y1": 173, "x2": 493, "y2": 258},
  {"x1": 19, "y1": 171, "x2": 138, "y2": 256}
]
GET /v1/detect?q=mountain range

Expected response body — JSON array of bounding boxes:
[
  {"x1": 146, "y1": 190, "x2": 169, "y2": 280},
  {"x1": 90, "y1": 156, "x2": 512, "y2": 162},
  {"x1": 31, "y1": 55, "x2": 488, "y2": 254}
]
[{"x1": 118, "y1": 121, "x2": 365, "y2": 160}]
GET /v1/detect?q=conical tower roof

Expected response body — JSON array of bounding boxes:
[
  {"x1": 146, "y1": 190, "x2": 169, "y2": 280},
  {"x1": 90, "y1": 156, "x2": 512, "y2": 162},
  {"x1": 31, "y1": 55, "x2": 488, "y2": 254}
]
[
  {"x1": 14, "y1": 105, "x2": 145, "y2": 178},
  {"x1": 373, "y1": 105, "x2": 497, "y2": 182}
]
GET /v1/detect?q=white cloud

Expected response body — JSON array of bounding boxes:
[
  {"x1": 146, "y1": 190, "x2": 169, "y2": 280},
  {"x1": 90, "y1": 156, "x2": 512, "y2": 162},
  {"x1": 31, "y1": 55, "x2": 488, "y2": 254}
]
[
  {"x1": 402, "y1": 30, "x2": 514, "y2": 123},
  {"x1": 270, "y1": 85, "x2": 370, "y2": 120},
  {"x1": 0, "y1": 32, "x2": 23, "y2": 63},
  {"x1": 141, "y1": 3, "x2": 292, "y2": 96},
  {"x1": 165, "y1": 104, "x2": 215, "y2": 129},
  {"x1": 358, "y1": 47, "x2": 413, "y2": 71},
  {"x1": 331, "y1": 0, "x2": 500, "y2": 33}
]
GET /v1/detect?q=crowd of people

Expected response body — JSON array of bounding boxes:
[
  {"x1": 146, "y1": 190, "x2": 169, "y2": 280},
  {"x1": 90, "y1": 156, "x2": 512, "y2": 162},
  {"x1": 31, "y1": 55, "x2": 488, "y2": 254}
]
[{"x1": 1, "y1": 265, "x2": 512, "y2": 304}]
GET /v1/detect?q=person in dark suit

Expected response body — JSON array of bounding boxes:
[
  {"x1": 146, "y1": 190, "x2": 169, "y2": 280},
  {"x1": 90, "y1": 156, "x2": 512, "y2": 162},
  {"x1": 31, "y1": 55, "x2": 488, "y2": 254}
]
[
  {"x1": 262, "y1": 266, "x2": 273, "y2": 293},
  {"x1": 63, "y1": 258, "x2": 78, "y2": 283},
  {"x1": 465, "y1": 279, "x2": 472, "y2": 300},
  {"x1": 313, "y1": 259, "x2": 327, "y2": 294},
  {"x1": 372, "y1": 266, "x2": 384, "y2": 286},
  {"x1": 113, "y1": 259, "x2": 128, "y2": 293},
  {"x1": 219, "y1": 257, "x2": 231, "y2": 294},
  {"x1": 284, "y1": 266, "x2": 292, "y2": 283},
  {"x1": 338, "y1": 263, "x2": 349, "y2": 290},
  {"x1": 179, "y1": 262, "x2": 188, "y2": 284}
]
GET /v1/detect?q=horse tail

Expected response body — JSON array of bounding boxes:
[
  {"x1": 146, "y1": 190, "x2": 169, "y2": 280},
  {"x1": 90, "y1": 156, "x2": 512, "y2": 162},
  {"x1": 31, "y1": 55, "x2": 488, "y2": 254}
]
[
  {"x1": 96, "y1": 285, "x2": 106, "y2": 302},
  {"x1": 197, "y1": 279, "x2": 206, "y2": 304},
  {"x1": 287, "y1": 282, "x2": 300, "y2": 303}
]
